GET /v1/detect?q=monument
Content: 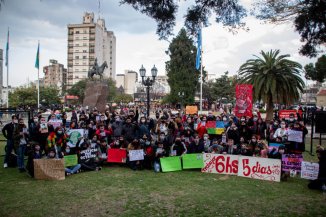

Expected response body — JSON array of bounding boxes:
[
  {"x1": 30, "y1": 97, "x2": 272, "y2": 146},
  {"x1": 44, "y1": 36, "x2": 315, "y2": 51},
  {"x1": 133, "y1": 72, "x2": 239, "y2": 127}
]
[{"x1": 83, "y1": 58, "x2": 109, "y2": 112}]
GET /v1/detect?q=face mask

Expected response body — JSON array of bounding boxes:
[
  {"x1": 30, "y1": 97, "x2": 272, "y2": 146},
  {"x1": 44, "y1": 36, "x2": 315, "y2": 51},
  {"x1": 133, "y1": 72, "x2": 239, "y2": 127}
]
[
  {"x1": 13, "y1": 120, "x2": 18, "y2": 124},
  {"x1": 281, "y1": 124, "x2": 286, "y2": 128},
  {"x1": 289, "y1": 118, "x2": 294, "y2": 122},
  {"x1": 241, "y1": 119, "x2": 245, "y2": 122},
  {"x1": 141, "y1": 120, "x2": 146, "y2": 123},
  {"x1": 57, "y1": 131, "x2": 63, "y2": 134},
  {"x1": 274, "y1": 123, "x2": 278, "y2": 126},
  {"x1": 34, "y1": 118, "x2": 38, "y2": 123},
  {"x1": 49, "y1": 153, "x2": 55, "y2": 158},
  {"x1": 145, "y1": 141, "x2": 151, "y2": 146},
  {"x1": 252, "y1": 139, "x2": 256, "y2": 143},
  {"x1": 187, "y1": 120, "x2": 191, "y2": 123},
  {"x1": 65, "y1": 149, "x2": 70, "y2": 153},
  {"x1": 253, "y1": 117, "x2": 258, "y2": 121},
  {"x1": 160, "y1": 136, "x2": 165, "y2": 140},
  {"x1": 204, "y1": 136, "x2": 208, "y2": 140},
  {"x1": 223, "y1": 118, "x2": 227, "y2": 121}
]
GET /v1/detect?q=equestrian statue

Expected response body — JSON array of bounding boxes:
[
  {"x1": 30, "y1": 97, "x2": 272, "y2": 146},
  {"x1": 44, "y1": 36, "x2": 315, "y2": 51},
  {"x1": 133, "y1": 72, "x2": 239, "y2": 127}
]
[{"x1": 88, "y1": 58, "x2": 108, "y2": 79}]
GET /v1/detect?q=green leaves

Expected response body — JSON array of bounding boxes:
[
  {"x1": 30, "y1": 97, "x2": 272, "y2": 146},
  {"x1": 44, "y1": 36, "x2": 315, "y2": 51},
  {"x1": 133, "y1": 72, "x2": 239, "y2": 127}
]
[
  {"x1": 238, "y1": 49, "x2": 304, "y2": 120},
  {"x1": 304, "y1": 55, "x2": 326, "y2": 83}
]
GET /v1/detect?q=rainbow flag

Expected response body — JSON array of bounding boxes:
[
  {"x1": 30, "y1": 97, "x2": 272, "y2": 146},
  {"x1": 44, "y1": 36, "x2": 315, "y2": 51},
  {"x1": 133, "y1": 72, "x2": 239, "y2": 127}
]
[{"x1": 206, "y1": 121, "x2": 225, "y2": 135}]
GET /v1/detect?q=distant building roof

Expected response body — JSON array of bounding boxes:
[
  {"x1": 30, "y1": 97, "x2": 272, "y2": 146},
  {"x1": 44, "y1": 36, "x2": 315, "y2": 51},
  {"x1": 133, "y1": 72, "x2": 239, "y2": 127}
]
[{"x1": 316, "y1": 89, "x2": 326, "y2": 96}]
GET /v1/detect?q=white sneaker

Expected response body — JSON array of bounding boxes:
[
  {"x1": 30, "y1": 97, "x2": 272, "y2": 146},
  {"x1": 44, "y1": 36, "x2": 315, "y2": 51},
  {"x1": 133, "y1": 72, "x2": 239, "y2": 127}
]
[{"x1": 3, "y1": 163, "x2": 8, "y2": 168}]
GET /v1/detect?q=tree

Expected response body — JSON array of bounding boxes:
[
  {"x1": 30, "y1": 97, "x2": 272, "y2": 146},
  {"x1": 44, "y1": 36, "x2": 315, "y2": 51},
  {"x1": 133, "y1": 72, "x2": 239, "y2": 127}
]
[
  {"x1": 211, "y1": 72, "x2": 237, "y2": 103},
  {"x1": 238, "y1": 49, "x2": 305, "y2": 120},
  {"x1": 9, "y1": 85, "x2": 60, "y2": 108},
  {"x1": 121, "y1": 0, "x2": 247, "y2": 40},
  {"x1": 166, "y1": 28, "x2": 200, "y2": 105},
  {"x1": 253, "y1": 0, "x2": 326, "y2": 57},
  {"x1": 67, "y1": 78, "x2": 117, "y2": 103},
  {"x1": 304, "y1": 55, "x2": 326, "y2": 83},
  {"x1": 113, "y1": 94, "x2": 134, "y2": 103}
]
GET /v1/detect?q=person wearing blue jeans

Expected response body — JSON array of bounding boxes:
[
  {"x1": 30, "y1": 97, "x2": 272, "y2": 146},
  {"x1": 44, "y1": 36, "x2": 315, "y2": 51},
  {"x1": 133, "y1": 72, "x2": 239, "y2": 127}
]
[
  {"x1": 2, "y1": 115, "x2": 18, "y2": 168},
  {"x1": 65, "y1": 164, "x2": 81, "y2": 175},
  {"x1": 15, "y1": 118, "x2": 29, "y2": 172}
]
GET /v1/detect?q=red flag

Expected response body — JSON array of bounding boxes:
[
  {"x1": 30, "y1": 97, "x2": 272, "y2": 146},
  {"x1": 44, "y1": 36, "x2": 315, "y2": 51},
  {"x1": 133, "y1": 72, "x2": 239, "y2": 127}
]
[{"x1": 234, "y1": 84, "x2": 253, "y2": 117}]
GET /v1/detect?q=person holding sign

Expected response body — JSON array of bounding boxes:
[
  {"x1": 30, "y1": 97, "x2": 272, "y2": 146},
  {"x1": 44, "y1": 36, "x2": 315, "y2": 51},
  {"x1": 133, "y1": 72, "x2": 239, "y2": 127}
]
[
  {"x1": 308, "y1": 145, "x2": 326, "y2": 191},
  {"x1": 170, "y1": 135, "x2": 187, "y2": 156},
  {"x1": 63, "y1": 147, "x2": 81, "y2": 176},
  {"x1": 127, "y1": 139, "x2": 144, "y2": 170}
]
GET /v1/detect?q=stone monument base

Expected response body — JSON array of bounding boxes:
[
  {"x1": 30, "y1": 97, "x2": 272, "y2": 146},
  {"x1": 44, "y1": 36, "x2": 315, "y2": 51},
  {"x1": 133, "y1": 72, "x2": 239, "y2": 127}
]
[{"x1": 83, "y1": 80, "x2": 108, "y2": 113}]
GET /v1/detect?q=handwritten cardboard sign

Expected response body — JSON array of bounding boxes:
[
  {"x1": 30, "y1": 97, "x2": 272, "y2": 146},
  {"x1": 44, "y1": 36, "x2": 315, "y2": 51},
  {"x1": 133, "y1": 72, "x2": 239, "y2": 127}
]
[
  {"x1": 186, "y1": 106, "x2": 198, "y2": 115},
  {"x1": 202, "y1": 154, "x2": 238, "y2": 175},
  {"x1": 282, "y1": 154, "x2": 303, "y2": 172},
  {"x1": 238, "y1": 156, "x2": 281, "y2": 182},
  {"x1": 287, "y1": 130, "x2": 303, "y2": 143},
  {"x1": 129, "y1": 150, "x2": 144, "y2": 161},
  {"x1": 301, "y1": 161, "x2": 319, "y2": 180},
  {"x1": 34, "y1": 159, "x2": 65, "y2": 180}
]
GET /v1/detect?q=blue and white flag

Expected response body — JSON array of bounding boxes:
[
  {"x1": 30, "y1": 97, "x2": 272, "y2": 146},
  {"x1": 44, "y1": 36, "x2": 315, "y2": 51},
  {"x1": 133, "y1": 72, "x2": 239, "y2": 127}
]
[{"x1": 195, "y1": 29, "x2": 202, "y2": 70}]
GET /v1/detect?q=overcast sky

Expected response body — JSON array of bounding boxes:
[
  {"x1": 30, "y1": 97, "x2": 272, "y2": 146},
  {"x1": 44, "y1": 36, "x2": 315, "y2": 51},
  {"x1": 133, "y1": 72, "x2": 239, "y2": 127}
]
[{"x1": 0, "y1": 0, "x2": 317, "y2": 87}]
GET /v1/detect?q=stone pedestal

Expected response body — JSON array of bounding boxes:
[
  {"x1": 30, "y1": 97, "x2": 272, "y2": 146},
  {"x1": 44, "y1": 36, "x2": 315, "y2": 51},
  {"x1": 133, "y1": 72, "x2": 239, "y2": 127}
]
[{"x1": 83, "y1": 81, "x2": 108, "y2": 113}]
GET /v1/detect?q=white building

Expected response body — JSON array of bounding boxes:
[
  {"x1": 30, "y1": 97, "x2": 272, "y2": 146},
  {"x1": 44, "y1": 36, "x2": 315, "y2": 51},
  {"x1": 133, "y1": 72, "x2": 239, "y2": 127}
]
[
  {"x1": 115, "y1": 70, "x2": 138, "y2": 95},
  {"x1": 1, "y1": 86, "x2": 13, "y2": 107},
  {"x1": 0, "y1": 49, "x2": 3, "y2": 105},
  {"x1": 67, "y1": 12, "x2": 116, "y2": 88}
]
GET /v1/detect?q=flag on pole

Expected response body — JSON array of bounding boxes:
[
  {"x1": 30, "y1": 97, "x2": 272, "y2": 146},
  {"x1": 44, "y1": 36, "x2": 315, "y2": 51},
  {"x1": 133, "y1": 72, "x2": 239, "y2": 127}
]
[
  {"x1": 5, "y1": 28, "x2": 9, "y2": 67},
  {"x1": 35, "y1": 42, "x2": 40, "y2": 69},
  {"x1": 195, "y1": 29, "x2": 202, "y2": 70}
]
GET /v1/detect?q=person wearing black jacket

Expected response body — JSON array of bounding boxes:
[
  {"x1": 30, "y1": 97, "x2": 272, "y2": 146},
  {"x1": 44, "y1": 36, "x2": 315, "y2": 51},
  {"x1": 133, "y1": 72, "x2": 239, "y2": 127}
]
[
  {"x1": 308, "y1": 145, "x2": 326, "y2": 191},
  {"x1": 2, "y1": 115, "x2": 18, "y2": 168}
]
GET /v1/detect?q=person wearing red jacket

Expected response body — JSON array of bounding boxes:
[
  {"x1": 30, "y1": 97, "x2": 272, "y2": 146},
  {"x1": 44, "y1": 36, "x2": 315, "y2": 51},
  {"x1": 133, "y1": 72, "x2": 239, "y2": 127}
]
[
  {"x1": 95, "y1": 124, "x2": 112, "y2": 143},
  {"x1": 196, "y1": 116, "x2": 207, "y2": 139}
]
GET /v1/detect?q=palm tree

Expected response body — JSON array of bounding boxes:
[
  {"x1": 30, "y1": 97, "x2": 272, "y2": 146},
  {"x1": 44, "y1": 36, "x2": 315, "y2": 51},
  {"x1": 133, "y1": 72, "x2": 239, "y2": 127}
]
[{"x1": 238, "y1": 49, "x2": 305, "y2": 121}]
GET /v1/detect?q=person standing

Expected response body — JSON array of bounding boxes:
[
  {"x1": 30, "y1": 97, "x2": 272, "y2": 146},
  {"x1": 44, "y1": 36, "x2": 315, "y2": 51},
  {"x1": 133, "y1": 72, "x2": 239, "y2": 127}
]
[
  {"x1": 14, "y1": 118, "x2": 29, "y2": 172},
  {"x1": 2, "y1": 115, "x2": 18, "y2": 168}
]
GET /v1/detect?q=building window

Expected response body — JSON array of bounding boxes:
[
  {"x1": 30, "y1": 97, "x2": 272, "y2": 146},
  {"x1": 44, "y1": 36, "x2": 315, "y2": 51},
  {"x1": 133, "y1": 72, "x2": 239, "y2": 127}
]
[
  {"x1": 76, "y1": 56, "x2": 79, "y2": 59},
  {"x1": 76, "y1": 31, "x2": 79, "y2": 34},
  {"x1": 76, "y1": 37, "x2": 79, "y2": 39},
  {"x1": 83, "y1": 56, "x2": 87, "y2": 59}
]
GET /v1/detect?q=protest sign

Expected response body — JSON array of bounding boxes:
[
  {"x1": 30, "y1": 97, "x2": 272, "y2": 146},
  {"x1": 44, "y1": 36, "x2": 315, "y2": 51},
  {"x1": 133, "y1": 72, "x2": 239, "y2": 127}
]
[
  {"x1": 40, "y1": 123, "x2": 48, "y2": 134},
  {"x1": 268, "y1": 143, "x2": 281, "y2": 153},
  {"x1": 201, "y1": 154, "x2": 239, "y2": 175},
  {"x1": 67, "y1": 129, "x2": 84, "y2": 148},
  {"x1": 186, "y1": 106, "x2": 198, "y2": 115},
  {"x1": 282, "y1": 154, "x2": 303, "y2": 172},
  {"x1": 301, "y1": 161, "x2": 319, "y2": 180},
  {"x1": 129, "y1": 150, "x2": 144, "y2": 161},
  {"x1": 234, "y1": 84, "x2": 253, "y2": 117},
  {"x1": 278, "y1": 110, "x2": 302, "y2": 119},
  {"x1": 64, "y1": 155, "x2": 78, "y2": 167},
  {"x1": 107, "y1": 149, "x2": 127, "y2": 163},
  {"x1": 79, "y1": 148, "x2": 98, "y2": 160},
  {"x1": 182, "y1": 154, "x2": 204, "y2": 169},
  {"x1": 238, "y1": 156, "x2": 281, "y2": 182},
  {"x1": 287, "y1": 130, "x2": 303, "y2": 143},
  {"x1": 160, "y1": 156, "x2": 182, "y2": 172},
  {"x1": 48, "y1": 119, "x2": 62, "y2": 129},
  {"x1": 34, "y1": 159, "x2": 65, "y2": 180}
]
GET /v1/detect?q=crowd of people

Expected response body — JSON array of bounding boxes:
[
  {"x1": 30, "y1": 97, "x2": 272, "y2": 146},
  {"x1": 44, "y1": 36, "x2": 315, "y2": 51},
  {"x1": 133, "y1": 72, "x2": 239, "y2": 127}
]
[{"x1": 1, "y1": 105, "x2": 325, "y2": 189}]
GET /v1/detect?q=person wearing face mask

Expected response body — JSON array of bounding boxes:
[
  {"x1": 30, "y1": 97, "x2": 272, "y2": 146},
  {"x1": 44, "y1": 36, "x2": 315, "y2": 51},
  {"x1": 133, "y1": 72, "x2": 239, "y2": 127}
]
[
  {"x1": 63, "y1": 146, "x2": 81, "y2": 176},
  {"x1": 267, "y1": 120, "x2": 279, "y2": 142},
  {"x1": 95, "y1": 124, "x2": 112, "y2": 143},
  {"x1": 138, "y1": 117, "x2": 150, "y2": 139},
  {"x1": 47, "y1": 127, "x2": 66, "y2": 159},
  {"x1": 2, "y1": 115, "x2": 19, "y2": 168},
  {"x1": 188, "y1": 134, "x2": 204, "y2": 153},
  {"x1": 247, "y1": 136, "x2": 258, "y2": 156},
  {"x1": 156, "y1": 118, "x2": 168, "y2": 136},
  {"x1": 254, "y1": 118, "x2": 267, "y2": 140},
  {"x1": 170, "y1": 136, "x2": 187, "y2": 156},
  {"x1": 239, "y1": 119, "x2": 251, "y2": 142},
  {"x1": 196, "y1": 116, "x2": 208, "y2": 139},
  {"x1": 221, "y1": 115, "x2": 231, "y2": 129},
  {"x1": 273, "y1": 121, "x2": 288, "y2": 143},
  {"x1": 26, "y1": 143, "x2": 43, "y2": 177},
  {"x1": 28, "y1": 116, "x2": 39, "y2": 142},
  {"x1": 13, "y1": 119, "x2": 29, "y2": 172},
  {"x1": 142, "y1": 135, "x2": 154, "y2": 170},
  {"x1": 111, "y1": 116, "x2": 124, "y2": 139},
  {"x1": 226, "y1": 122, "x2": 240, "y2": 145},
  {"x1": 183, "y1": 117, "x2": 195, "y2": 136},
  {"x1": 127, "y1": 139, "x2": 143, "y2": 170},
  {"x1": 122, "y1": 117, "x2": 138, "y2": 143},
  {"x1": 287, "y1": 113, "x2": 296, "y2": 125},
  {"x1": 202, "y1": 134, "x2": 211, "y2": 152}
]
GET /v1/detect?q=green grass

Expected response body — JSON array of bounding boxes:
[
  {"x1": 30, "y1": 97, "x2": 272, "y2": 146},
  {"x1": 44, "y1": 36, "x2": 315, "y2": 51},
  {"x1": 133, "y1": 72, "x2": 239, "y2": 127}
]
[{"x1": 0, "y1": 140, "x2": 326, "y2": 217}]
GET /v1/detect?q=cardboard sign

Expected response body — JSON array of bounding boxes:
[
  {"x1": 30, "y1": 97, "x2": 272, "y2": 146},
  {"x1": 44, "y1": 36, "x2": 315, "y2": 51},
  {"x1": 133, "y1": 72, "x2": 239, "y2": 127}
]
[
  {"x1": 201, "y1": 154, "x2": 239, "y2": 175},
  {"x1": 79, "y1": 148, "x2": 98, "y2": 160},
  {"x1": 48, "y1": 119, "x2": 62, "y2": 129},
  {"x1": 67, "y1": 129, "x2": 84, "y2": 148},
  {"x1": 238, "y1": 156, "x2": 281, "y2": 182},
  {"x1": 34, "y1": 159, "x2": 65, "y2": 180},
  {"x1": 182, "y1": 154, "x2": 204, "y2": 169},
  {"x1": 301, "y1": 161, "x2": 319, "y2": 180},
  {"x1": 129, "y1": 150, "x2": 144, "y2": 161},
  {"x1": 279, "y1": 110, "x2": 302, "y2": 119},
  {"x1": 160, "y1": 157, "x2": 182, "y2": 172},
  {"x1": 107, "y1": 149, "x2": 127, "y2": 163},
  {"x1": 64, "y1": 154, "x2": 78, "y2": 167},
  {"x1": 186, "y1": 106, "x2": 198, "y2": 115},
  {"x1": 287, "y1": 130, "x2": 303, "y2": 143},
  {"x1": 282, "y1": 154, "x2": 303, "y2": 172}
]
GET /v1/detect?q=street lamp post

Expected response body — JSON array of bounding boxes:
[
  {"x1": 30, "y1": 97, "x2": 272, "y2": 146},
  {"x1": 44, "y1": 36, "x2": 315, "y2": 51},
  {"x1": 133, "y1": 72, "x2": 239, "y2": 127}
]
[
  {"x1": 139, "y1": 65, "x2": 157, "y2": 117},
  {"x1": 178, "y1": 91, "x2": 185, "y2": 109}
]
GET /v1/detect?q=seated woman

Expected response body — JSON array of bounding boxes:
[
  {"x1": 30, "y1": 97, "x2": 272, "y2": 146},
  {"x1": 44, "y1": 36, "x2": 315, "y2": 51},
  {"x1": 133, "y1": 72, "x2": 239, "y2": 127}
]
[
  {"x1": 78, "y1": 141, "x2": 101, "y2": 172},
  {"x1": 63, "y1": 146, "x2": 81, "y2": 176},
  {"x1": 26, "y1": 143, "x2": 43, "y2": 177},
  {"x1": 153, "y1": 141, "x2": 166, "y2": 172},
  {"x1": 127, "y1": 139, "x2": 144, "y2": 170},
  {"x1": 188, "y1": 134, "x2": 204, "y2": 154}
]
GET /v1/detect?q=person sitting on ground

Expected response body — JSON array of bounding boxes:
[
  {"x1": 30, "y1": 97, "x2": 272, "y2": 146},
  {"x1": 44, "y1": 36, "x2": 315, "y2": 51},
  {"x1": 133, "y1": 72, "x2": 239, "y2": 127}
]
[
  {"x1": 153, "y1": 141, "x2": 166, "y2": 172},
  {"x1": 26, "y1": 143, "x2": 43, "y2": 177},
  {"x1": 170, "y1": 135, "x2": 187, "y2": 156},
  {"x1": 98, "y1": 139, "x2": 109, "y2": 165},
  {"x1": 63, "y1": 146, "x2": 81, "y2": 176},
  {"x1": 127, "y1": 139, "x2": 143, "y2": 170},
  {"x1": 188, "y1": 134, "x2": 204, "y2": 153}
]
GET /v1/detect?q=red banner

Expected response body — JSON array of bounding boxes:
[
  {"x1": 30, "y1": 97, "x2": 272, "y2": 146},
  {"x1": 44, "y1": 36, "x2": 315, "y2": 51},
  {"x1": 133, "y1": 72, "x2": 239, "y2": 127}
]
[
  {"x1": 107, "y1": 149, "x2": 127, "y2": 163},
  {"x1": 279, "y1": 110, "x2": 302, "y2": 119},
  {"x1": 234, "y1": 84, "x2": 253, "y2": 117}
]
